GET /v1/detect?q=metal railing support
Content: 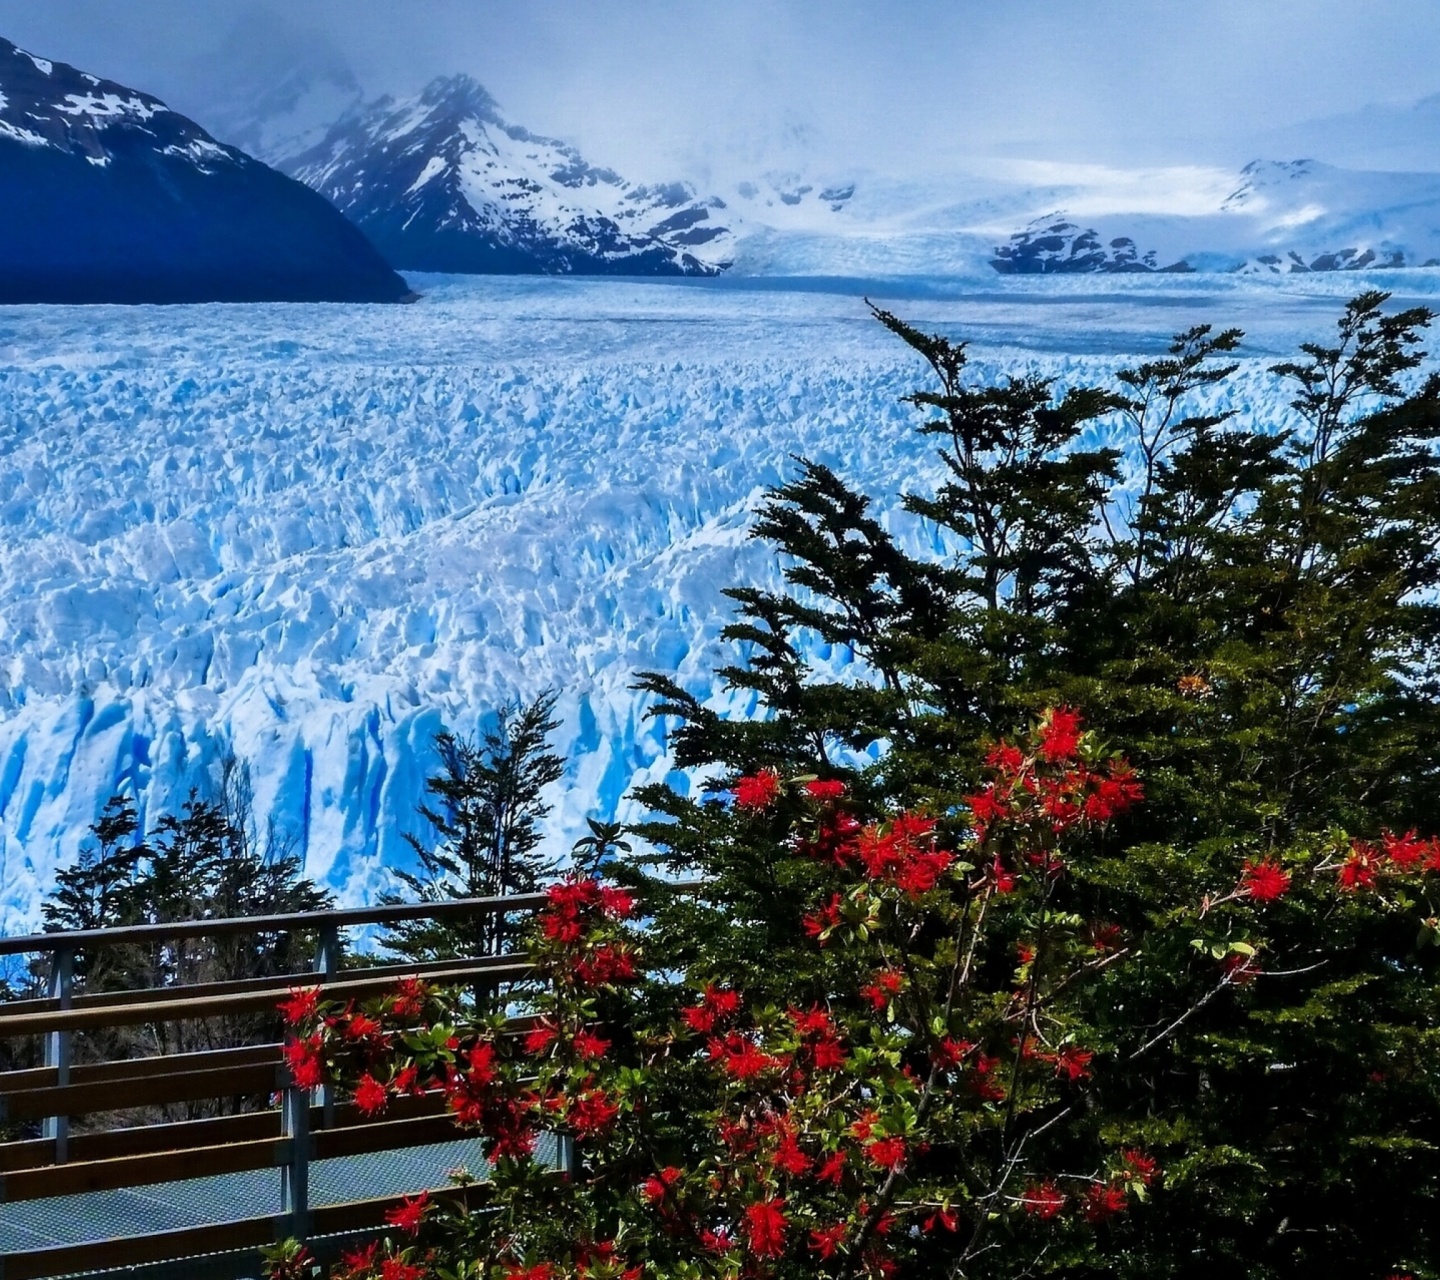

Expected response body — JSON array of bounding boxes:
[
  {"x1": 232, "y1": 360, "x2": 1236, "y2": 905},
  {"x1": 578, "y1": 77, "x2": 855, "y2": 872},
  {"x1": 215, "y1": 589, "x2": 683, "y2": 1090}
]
[
  {"x1": 280, "y1": 1079, "x2": 311, "y2": 1241},
  {"x1": 314, "y1": 923, "x2": 340, "y2": 1128},
  {"x1": 41, "y1": 946, "x2": 74, "y2": 1162}
]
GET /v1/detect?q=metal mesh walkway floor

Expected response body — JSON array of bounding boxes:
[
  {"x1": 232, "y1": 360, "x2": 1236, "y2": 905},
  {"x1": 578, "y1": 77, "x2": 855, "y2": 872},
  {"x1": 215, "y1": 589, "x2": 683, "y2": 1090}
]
[{"x1": 0, "y1": 1137, "x2": 498, "y2": 1254}]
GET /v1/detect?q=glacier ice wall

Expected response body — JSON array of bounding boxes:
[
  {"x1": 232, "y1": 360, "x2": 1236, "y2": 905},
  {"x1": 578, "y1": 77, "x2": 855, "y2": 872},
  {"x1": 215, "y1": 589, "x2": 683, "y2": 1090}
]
[{"x1": 0, "y1": 272, "x2": 1430, "y2": 928}]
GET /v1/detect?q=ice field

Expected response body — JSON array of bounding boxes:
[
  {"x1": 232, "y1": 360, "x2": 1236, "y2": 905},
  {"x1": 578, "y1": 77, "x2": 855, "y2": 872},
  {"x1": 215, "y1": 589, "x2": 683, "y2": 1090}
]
[{"x1": 2, "y1": 270, "x2": 1437, "y2": 926}]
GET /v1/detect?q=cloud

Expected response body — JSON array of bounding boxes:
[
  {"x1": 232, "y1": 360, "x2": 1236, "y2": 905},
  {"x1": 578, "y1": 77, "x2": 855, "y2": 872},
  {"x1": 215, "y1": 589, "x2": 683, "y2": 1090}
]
[{"x1": 2, "y1": 0, "x2": 1437, "y2": 180}]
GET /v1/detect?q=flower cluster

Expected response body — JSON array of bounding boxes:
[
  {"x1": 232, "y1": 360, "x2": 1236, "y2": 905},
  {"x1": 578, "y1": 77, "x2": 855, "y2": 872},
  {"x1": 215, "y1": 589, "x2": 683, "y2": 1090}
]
[{"x1": 268, "y1": 702, "x2": 1431, "y2": 1280}]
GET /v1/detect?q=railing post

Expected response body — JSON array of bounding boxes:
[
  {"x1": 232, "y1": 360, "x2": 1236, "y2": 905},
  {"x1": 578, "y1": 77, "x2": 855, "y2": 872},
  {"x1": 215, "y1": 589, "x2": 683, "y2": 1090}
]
[
  {"x1": 42, "y1": 946, "x2": 74, "y2": 1162},
  {"x1": 280, "y1": 1078, "x2": 311, "y2": 1242},
  {"x1": 313, "y1": 923, "x2": 340, "y2": 1128}
]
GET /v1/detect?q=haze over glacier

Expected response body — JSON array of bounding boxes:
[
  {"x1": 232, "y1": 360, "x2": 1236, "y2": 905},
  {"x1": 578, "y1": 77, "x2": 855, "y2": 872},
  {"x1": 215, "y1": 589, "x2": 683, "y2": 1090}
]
[{"x1": 3, "y1": 272, "x2": 1437, "y2": 926}]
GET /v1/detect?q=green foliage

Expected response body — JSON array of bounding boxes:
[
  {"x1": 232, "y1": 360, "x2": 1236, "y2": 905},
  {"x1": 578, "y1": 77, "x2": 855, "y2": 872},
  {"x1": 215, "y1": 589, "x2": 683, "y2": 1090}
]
[
  {"x1": 42, "y1": 756, "x2": 331, "y2": 1084},
  {"x1": 384, "y1": 692, "x2": 566, "y2": 961},
  {"x1": 625, "y1": 291, "x2": 1440, "y2": 1277}
]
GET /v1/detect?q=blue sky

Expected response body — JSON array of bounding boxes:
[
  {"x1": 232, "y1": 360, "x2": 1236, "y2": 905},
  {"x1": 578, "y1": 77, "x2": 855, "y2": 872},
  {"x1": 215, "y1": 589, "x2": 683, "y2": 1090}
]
[{"x1": 2, "y1": 0, "x2": 1437, "y2": 178}]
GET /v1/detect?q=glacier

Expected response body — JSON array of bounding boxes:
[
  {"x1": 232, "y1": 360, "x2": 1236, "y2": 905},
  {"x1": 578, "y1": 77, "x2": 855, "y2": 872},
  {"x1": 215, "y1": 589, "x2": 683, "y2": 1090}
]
[{"x1": 1, "y1": 270, "x2": 1437, "y2": 930}]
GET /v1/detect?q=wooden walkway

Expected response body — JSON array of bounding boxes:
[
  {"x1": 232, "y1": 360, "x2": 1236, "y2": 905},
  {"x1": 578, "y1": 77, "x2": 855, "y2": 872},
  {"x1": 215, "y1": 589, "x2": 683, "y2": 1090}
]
[{"x1": 0, "y1": 895, "x2": 544, "y2": 1279}]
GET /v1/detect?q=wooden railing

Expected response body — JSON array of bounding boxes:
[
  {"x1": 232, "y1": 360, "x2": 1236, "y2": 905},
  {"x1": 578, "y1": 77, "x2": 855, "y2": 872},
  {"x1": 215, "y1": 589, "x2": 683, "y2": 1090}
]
[{"x1": 0, "y1": 894, "x2": 546, "y2": 1280}]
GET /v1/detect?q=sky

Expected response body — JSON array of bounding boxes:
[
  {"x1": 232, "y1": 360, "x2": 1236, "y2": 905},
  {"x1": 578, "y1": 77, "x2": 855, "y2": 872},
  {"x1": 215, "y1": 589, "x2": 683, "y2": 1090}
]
[{"x1": 1, "y1": 0, "x2": 1438, "y2": 181}]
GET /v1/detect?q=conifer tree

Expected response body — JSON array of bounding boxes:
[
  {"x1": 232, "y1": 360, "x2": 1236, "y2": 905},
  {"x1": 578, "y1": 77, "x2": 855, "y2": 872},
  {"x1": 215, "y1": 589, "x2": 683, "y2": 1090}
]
[
  {"x1": 627, "y1": 291, "x2": 1440, "y2": 1277},
  {"x1": 384, "y1": 691, "x2": 566, "y2": 961}
]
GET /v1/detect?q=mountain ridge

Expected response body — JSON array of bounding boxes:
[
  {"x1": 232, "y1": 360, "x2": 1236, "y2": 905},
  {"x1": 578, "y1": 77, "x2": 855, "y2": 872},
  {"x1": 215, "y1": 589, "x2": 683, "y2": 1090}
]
[
  {"x1": 283, "y1": 73, "x2": 735, "y2": 277},
  {"x1": 0, "y1": 36, "x2": 412, "y2": 305}
]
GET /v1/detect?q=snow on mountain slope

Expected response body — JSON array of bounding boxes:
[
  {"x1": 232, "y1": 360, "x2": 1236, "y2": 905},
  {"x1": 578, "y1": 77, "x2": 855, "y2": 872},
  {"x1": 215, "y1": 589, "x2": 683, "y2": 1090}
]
[
  {"x1": 285, "y1": 76, "x2": 734, "y2": 276},
  {"x1": 715, "y1": 158, "x2": 1440, "y2": 278},
  {"x1": 0, "y1": 36, "x2": 409, "y2": 305},
  {"x1": 1, "y1": 273, "x2": 1434, "y2": 929},
  {"x1": 155, "y1": 4, "x2": 365, "y2": 168}
]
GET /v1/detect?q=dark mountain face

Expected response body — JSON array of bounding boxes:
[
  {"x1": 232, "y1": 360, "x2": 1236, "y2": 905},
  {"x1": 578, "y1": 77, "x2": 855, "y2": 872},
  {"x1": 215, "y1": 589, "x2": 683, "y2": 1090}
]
[
  {"x1": 0, "y1": 38, "x2": 411, "y2": 305},
  {"x1": 286, "y1": 75, "x2": 734, "y2": 277}
]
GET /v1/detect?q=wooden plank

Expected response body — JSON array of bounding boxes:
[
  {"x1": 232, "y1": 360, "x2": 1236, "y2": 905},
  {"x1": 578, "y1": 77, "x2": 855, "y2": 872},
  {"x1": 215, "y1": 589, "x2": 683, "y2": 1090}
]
[
  {"x1": 0, "y1": 1108, "x2": 281, "y2": 1174},
  {"x1": 0, "y1": 1133, "x2": 291, "y2": 1202},
  {"x1": 0, "y1": 1042, "x2": 281, "y2": 1095},
  {"x1": 0, "y1": 959, "x2": 533, "y2": 1037},
  {"x1": 1, "y1": 1062, "x2": 280, "y2": 1122},
  {"x1": 0, "y1": 891, "x2": 550, "y2": 957},
  {"x1": 0, "y1": 953, "x2": 518, "y2": 1020},
  {"x1": 0, "y1": 1212, "x2": 278, "y2": 1280},
  {"x1": 312, "y1": 1112, "x2": 464, "y2": 1161}
]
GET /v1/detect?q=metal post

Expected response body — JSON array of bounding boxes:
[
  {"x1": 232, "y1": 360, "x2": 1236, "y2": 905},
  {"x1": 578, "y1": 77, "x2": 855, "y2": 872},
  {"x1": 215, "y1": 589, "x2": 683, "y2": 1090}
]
[
  {"x1": 42, "y1": 947, "x2": 74, "y2": 1163},
  {"x1": 313, "y1": 923, "x2": 340, "y2": 1128},
  {"x1": 280, "y1": 1080, "x2": 311, "y2": 1241}
]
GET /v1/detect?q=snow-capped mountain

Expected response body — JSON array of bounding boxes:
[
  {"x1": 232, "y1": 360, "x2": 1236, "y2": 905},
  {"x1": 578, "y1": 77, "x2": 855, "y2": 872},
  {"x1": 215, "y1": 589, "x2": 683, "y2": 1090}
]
[
  {"x1": 155, "y1": 4, "x2": 365, "y2": 169},
  {"x1": 989, "y1": 160, "x2": 1440, "y2": 275},
  {"x1": 284, "y1": 75, "x2": 734, "y2": 276},
  {"x1": 0, "y1": 38, "x2": 410, "y2": 305}
]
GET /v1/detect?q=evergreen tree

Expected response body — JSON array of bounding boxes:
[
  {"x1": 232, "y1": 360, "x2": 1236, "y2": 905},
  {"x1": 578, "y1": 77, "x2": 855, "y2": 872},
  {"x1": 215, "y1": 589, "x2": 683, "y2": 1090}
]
[
  {"x1": 385, "y1": 691, "x2": 566, "y2": 961},
  {"x1": 40, "y1": 758, "x2": 332, "y2": 1091},
  {"x1": 626, "y1": 292, "x2": 1440, "y2": 1277}
]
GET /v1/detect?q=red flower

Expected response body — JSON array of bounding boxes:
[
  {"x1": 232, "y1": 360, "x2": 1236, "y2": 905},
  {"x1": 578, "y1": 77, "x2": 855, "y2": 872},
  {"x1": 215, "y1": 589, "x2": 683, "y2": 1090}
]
[
  {"x1": 771, "y1": 1134, "x2": 813, "y2": 1176},
  {"x1": 989, "y1": 856, "x2": 1017, "y2": 893},
  {"x1": 598, "y1": 885, "x2": 636, "y2": 919},
  {"x1": 1122, "y1": 1149, "x2": 1159, "y2": 1186},
  {"x1": 1089, "y1": 922, "x2": 1123, "y2": 953},
  {"x1": 524, "y1": 1022, "x2": 559, "y2": 1057},
  {"x1": 340, "y1": 1240, "x2": 379, "y2": 1270},
  {"x1": 681, "y1": 984, "x2": 741, "y2": 1033},
  {"x1": 816, "y1": 1150, "x2": 846, "y2": 1184},
  {"x1": 932, "y1": 1037, "x2": 974, "y2": 1069},
  {"x1": 966, "y1": 786, "x2": 1006, "y2": 837},
  {"x1": 923, "y1": 1208, "x2": 959, "y2": 1233},
  {"x1": 1083, "y1": 762, "x2": 1144, "y2": 822},
  {"x1": 1083, "y1": 1181, "x2": 1128, "y2": 1223},
  {"x1": 809, "y1": 1222, "x2": 848, "y2": 1259},
  {"x1": 788, "y1": 1006, "x2": 833, "y2": 1037},
  {"x1": 573, "y1": 1029, "x2": 611, "y2": 1060},
  {"x1": 811, "y1": 1034, "x2": 847, "y2": 1071},
  {"x1": 504, "y1": 1266, "x2": 556, "y2": 1280},
  {"x1": 642, "y1": 1165, "x2": 683, "y2": 1202},
  {"x1": 744, "y1": 1198, "x2": 789, "y2": 1259},
  {"x1": 569, "y1": 1087, "x2": 621, "y2": 1137},
  {"x1": 379, "y1": 1260, "x2": 427, "y2": 1280},
  {"x1": 1022, "y1": 1181, "x2": 1066, "y2": 1219},
  {"x1": 805, "y1": 778, "x2": 847, "y2": 801},
  {"x1": 860, "y1": 969, "x2": 904, "y2": 1010},
  {"x1": 278, "y1": 986, "x2": 321, "y2": 1026},
  {"x1": 985, "y1": 741, "x2": 1025, "y2": 775},
  {"x1": 1053, "y1": 1045, "x2": 1094, "y2": 1082},
  {"x1": 343, "y1": 1010, "x2": 382, "y2": 1041},
  {"x1": 575, "y1": 944, "x2": 636, "y2": 986},
  {"x1": 802, "y1": 892, "x2": 844, "y2": 944},
  {"x1": 1240, "y1": 858, "x2": 1291, "y2": 902},
  {"x1": 354, "y1": 1073, "x2": 388, "y2": 1116},
  {"x1": 384, "y1": 1189, "x2": 430, "y2": 1237},
  {"x1": 282, "y1": 1034, "x2": 325, "y2": 1090},
  {"x1": 865, "y1": 1136, "x2": 907, "y2": 1170},
  {"x1": 734, "y1": 769, "x2": 782, "y2": 810},
  {"x1": 390, "y1": 977, "x2": 430, "y2": 1020},
  {"x1": 1038, "y1": 706, "x2": 1083, "y2": 763},
  {"x1": 1339, "y1": 841, "x2": 1381, "y2": 891},
  {"x1": 700, "y1": 1228, "x2": 734, "y2": 1253},
  {"x1": 1382, "y1": 829, "x2": 1428, "y2": 872},
  {"x1": 708, "y1": 1033, "x2": 785, "y2": 1081}
]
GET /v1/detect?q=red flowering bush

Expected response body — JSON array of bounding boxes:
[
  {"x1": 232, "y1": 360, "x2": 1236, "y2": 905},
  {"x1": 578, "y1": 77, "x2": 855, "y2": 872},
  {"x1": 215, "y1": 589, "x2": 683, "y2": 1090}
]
[{"x1": 268, "y1": 704, "x2": 1440, "y2": 1279}]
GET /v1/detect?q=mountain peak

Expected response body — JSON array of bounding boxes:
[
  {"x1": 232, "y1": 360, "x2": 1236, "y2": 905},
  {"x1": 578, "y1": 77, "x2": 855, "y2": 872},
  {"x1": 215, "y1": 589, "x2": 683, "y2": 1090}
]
[{"x1": 419, "y1": 73, "x2": 502, "y2": 121}]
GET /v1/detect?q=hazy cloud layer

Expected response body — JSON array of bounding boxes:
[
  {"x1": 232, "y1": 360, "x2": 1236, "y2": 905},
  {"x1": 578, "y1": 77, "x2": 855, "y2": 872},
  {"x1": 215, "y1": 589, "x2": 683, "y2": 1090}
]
[{"x1": 1, "y1": 1, "x2": 1437, "y2": 179}]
